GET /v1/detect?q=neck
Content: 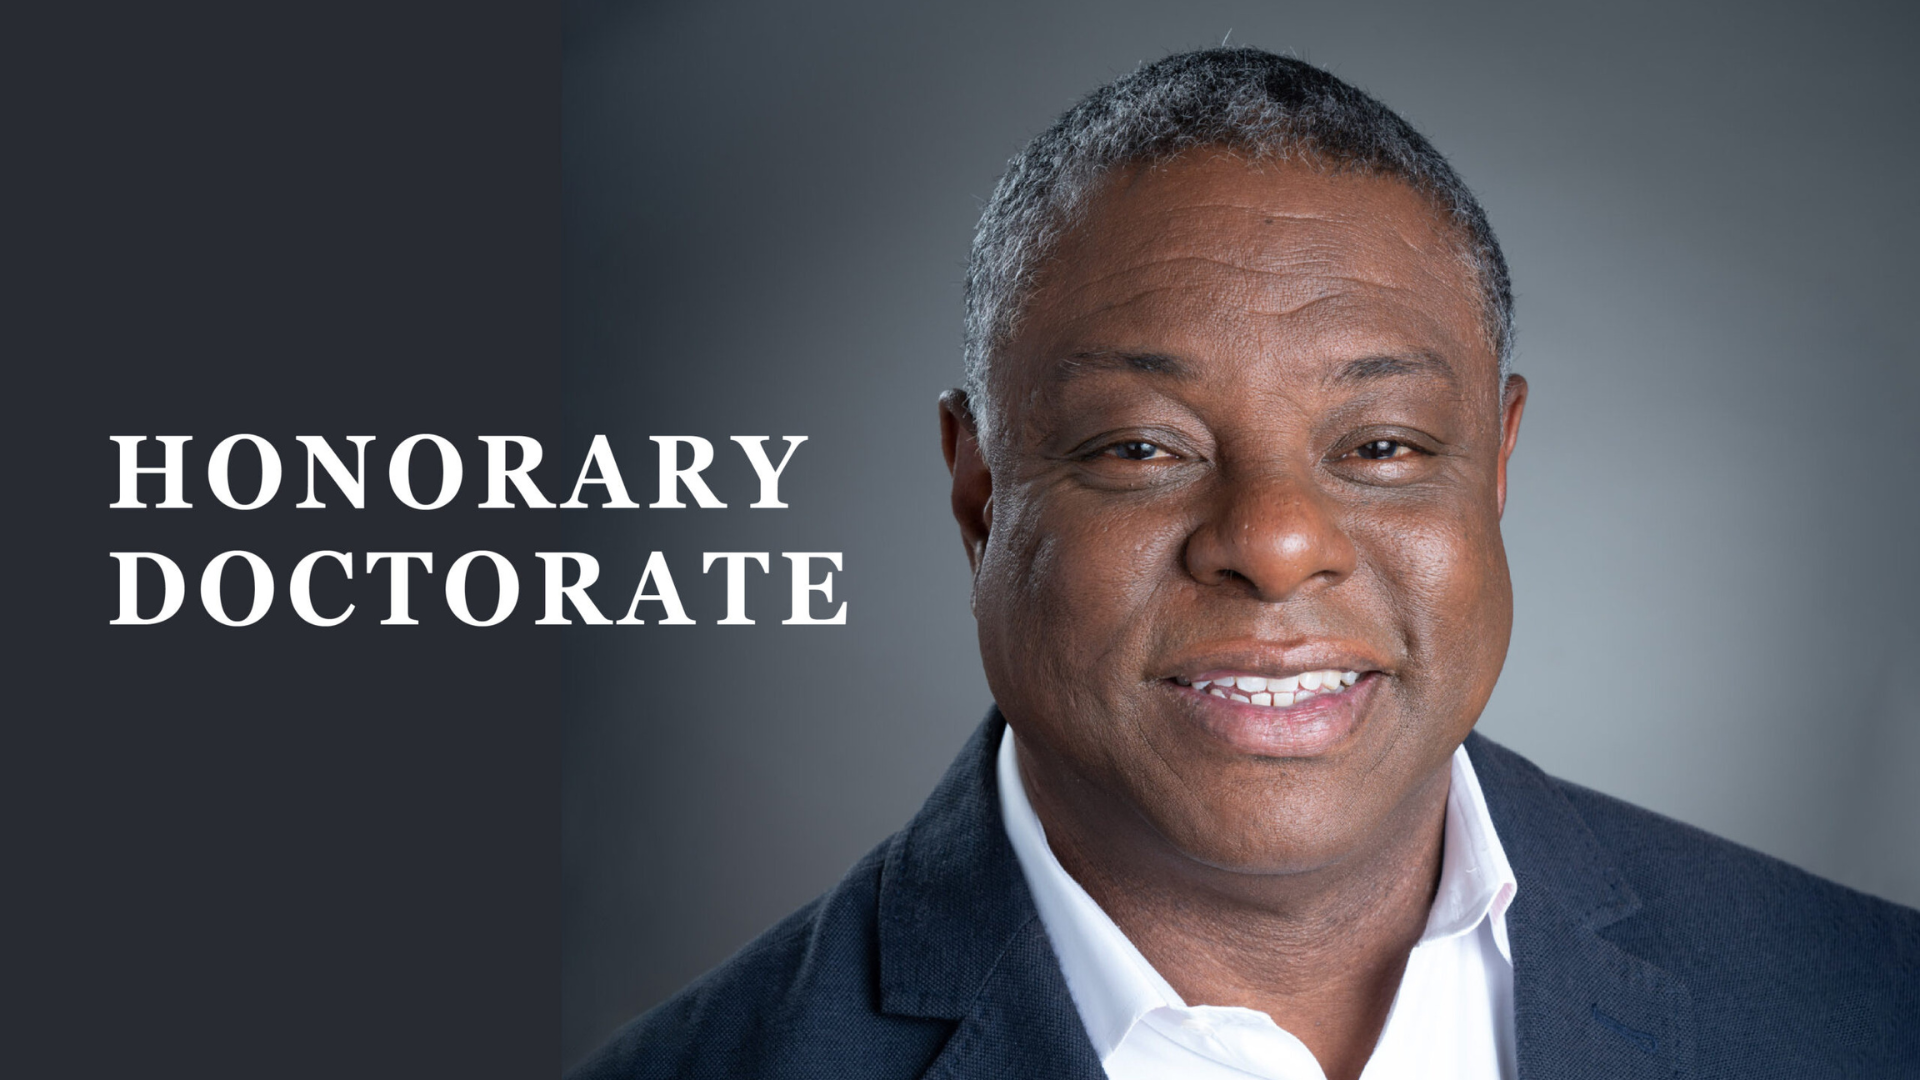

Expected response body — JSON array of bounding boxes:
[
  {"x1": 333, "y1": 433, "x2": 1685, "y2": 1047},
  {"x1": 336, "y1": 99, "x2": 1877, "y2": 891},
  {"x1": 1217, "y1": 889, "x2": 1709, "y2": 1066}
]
[{"x1": 1016, "y1": 732, "x2": 1452, "y2": 1080}]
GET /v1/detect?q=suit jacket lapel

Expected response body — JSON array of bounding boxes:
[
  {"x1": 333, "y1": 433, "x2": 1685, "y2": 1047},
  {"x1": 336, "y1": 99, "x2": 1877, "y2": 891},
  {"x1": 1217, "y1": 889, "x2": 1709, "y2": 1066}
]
[
  {"x1": 877, "y1": 709, "x2": 1105, "y2": 1080},
  {"x1": 914, "y1": 917, "x2": 1106, "y2": 1080},
  {"x1": 1467, "y1": 733, "x2": 1697, "y2": 1080}
]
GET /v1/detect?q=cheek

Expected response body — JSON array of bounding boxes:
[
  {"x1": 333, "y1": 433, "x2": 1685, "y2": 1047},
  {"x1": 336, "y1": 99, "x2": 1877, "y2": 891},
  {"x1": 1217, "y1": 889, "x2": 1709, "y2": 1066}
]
[
  {"x1": 1354, "y1": 499, "x2": 1512, "y2": 715},
  {"x1": 976, "y1": 489, "x2": 1191, "y2": 684}
]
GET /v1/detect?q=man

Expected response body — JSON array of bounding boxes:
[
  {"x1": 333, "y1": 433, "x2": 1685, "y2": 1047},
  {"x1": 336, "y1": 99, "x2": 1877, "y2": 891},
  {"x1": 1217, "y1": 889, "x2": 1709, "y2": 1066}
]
[{"x1": 572, "y1": 48, "x2": 1918, "y2": 1080}]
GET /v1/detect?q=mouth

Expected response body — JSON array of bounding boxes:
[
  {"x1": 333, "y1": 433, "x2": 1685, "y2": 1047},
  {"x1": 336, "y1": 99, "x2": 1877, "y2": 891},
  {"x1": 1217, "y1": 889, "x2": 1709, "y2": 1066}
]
[{"x1": 1161, "y1": 664, "x2": 1382, "y2": 758}]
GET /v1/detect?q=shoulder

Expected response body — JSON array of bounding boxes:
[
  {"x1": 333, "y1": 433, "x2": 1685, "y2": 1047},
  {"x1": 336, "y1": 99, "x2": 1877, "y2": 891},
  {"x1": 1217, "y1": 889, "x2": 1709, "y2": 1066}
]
[
  {"x1": 1470, "y1": 734, "x2": 1920, "y2": 1068},
  {"x1": 1556, "y1": 773, "x2": 1920, "y2": 941},
  {"x1": 1560, "y1": 777, "x2": 1920, "y2": 1071},
  {"x1": 566, "y1": 840, "x2": 953, "y2": 1080},
  {"x1": 1553, "y1": 773, "x2": 1920, "y2": 983},
  {"x1": 1470, "y1": 733, "x2": 1920, "y2": 952}
]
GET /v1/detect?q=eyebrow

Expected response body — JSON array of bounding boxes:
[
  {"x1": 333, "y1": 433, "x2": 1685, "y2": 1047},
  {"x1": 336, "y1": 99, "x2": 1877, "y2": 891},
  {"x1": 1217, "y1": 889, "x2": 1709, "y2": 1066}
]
[
  {"x1": 1333, "y1": 351, "x2": 1457, "y2": 385},
  {"x1": 1050, "y1": 350, "x2": 1194, "y2": 383}
]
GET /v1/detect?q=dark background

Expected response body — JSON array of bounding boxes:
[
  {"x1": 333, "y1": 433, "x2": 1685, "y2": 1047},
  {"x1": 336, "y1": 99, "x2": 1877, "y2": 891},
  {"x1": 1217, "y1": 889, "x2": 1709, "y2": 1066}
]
[
  {"x1": 19, "y1": 1, "x2": 554, "y2": 1077},
  {"x1": 561, "y1": 0, "x2": 1920, "y2": 1073}
]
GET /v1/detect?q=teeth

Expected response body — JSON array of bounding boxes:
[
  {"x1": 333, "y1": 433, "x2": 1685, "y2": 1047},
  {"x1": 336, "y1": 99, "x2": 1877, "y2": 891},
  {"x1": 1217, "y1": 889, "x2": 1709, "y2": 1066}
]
[{"x1": 1190, "y1": 670, "x2": 1359, "y2": 708}]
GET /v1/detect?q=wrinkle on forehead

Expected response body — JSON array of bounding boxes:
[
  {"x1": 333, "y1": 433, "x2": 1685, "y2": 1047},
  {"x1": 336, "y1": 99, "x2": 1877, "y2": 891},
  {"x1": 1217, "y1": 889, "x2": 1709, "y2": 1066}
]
[
  {"x1": 1047, "y1": 255, "x2": 1422, "y2": 314},
  {"x1": 1039, "y1": 285, "x2": 1428, "y2": 350},
  {"x1": 1037, "y1": 235, "x2": 1476, "y2": 337},
  {"x1": 1047, "y1": 273, "x2": 1455, "y2": 345}
]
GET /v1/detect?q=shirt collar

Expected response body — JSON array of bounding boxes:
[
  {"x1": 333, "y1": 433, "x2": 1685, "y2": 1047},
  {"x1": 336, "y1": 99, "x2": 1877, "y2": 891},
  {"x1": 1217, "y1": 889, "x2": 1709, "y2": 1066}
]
[
  {"x1": 996, "y1": 724, "x2": 1519, "y2": 1062},
  {"x1": 1425, "y1": 731, "x2": 1519, "y2": 960}
]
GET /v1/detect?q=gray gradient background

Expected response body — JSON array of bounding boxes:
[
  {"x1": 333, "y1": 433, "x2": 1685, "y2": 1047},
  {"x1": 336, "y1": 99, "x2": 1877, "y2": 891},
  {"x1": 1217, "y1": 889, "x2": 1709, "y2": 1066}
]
[{"x1": 561, "y1": 0, "x2": 1920, "y2": 1068}]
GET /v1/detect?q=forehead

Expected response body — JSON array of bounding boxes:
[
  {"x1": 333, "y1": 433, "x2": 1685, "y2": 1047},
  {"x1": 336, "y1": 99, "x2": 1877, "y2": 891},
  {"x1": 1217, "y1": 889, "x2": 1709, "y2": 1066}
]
[{"x1": 1002, "y1": 152, "x2": 1493, "y2": 396}]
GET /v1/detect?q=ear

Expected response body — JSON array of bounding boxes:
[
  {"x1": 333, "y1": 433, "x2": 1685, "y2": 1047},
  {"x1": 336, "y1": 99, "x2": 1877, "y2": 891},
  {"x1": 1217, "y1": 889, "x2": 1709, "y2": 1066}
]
[
  {"x1": 1495, "y1": 374, "x2": 1528, "y2": 518},
  {"x1": 939, "y1": 390, "x2": 992, "y2": 575}
]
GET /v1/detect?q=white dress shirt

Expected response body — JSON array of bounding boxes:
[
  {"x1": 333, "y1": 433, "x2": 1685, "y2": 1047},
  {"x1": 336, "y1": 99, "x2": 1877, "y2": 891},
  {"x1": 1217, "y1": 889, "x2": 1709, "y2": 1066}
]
[{"x1": 997, "y1": 725, "x2": 1519, "y2": 1080}]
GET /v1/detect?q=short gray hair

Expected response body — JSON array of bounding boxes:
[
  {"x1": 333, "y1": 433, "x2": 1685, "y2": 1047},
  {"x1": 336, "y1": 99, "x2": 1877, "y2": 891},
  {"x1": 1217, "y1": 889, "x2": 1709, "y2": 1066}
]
[{"x1": 961, "y1": 47, "x2": 1513, "y2": 433}]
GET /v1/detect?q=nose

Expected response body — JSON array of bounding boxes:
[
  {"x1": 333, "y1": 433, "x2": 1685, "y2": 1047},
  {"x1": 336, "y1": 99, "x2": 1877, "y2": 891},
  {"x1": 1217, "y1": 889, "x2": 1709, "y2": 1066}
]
[{"x1": 1183, "y1": 470, "x2": 1357, "y2": 601}]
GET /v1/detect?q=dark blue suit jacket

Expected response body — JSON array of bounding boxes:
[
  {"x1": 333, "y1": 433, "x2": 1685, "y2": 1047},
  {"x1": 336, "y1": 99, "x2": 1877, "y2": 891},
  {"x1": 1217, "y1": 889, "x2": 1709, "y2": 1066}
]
[{"x1": 574, "y1": 710, "x2": 1920, "y2": 1079}]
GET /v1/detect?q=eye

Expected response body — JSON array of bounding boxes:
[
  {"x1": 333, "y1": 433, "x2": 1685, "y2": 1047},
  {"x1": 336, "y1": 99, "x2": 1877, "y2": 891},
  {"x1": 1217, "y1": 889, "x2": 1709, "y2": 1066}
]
[
  {"x1": 1100, "y1": 440, "x2": 1176, "y2": 461},
  {"x1": 1351, "y1": 438, "x2": 1414, "y2": 460}
]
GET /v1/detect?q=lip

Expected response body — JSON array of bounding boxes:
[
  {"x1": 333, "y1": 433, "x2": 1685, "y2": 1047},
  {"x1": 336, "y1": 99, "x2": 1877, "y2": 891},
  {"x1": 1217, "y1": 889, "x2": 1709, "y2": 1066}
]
[
  {"x1": 1161, "y1": 642, "x2": 1389, "y2": 758},
  {"x1": 1165, "y1": 640, "x2": 1390, "y2": 685}
]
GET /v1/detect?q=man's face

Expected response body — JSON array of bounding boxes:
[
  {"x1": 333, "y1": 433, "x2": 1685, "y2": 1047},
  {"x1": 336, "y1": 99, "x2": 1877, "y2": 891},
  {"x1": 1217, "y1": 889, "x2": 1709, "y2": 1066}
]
[{"x1": 946, "y1": 151, "x2": 1526, "y2": 874}]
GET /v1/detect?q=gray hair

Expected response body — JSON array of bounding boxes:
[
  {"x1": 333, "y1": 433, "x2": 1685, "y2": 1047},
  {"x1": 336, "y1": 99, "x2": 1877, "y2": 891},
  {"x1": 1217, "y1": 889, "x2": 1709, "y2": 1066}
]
[{"x1": 961, "y1": 47, "x2": 1513, "y2": 434}]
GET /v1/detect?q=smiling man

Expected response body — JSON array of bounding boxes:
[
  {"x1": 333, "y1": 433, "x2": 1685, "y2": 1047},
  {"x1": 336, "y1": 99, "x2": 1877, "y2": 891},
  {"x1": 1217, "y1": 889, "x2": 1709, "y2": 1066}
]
[{"x1": 573, "y1": 48, "x2": 1918, "y2": 1080}]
